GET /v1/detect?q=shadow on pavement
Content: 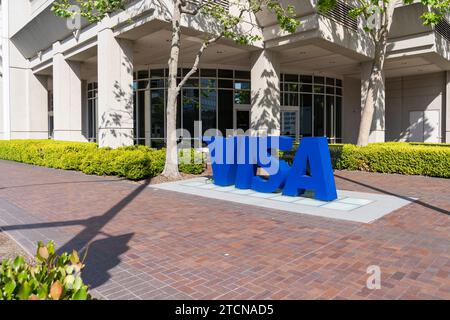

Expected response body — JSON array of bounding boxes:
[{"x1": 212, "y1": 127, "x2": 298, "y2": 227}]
[{"x1": 0, "y1": 179, "x2": 151, "y2": 288}]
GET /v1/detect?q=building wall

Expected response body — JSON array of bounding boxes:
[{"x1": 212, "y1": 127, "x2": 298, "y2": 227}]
[
  {"x1": 1, "y1": 1, "x2": 450, "y2": 146},
  {"x1": 386, "y1": 72, "x2": 446, "y2": 142}
]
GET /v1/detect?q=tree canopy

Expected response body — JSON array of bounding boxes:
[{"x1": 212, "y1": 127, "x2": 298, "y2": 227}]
[{"x1": 405, "y1": 0, "x2": 450, "y2": 25}]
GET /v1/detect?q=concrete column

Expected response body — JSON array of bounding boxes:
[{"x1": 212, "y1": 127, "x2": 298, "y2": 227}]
[
  {"x1": 6, "y1": 69, "x2": 49, "y2": 139},
  {"x1": 5, "y1": 34, "x2": 29, "y2": 139},
  {"x1": 342, "y1": 76, "x2": 361, "y2": 144},
  {"x1": 6, "y1": 44, "x2": 48, "y2": 139},
  {"x1": 250, "y1": 49, "x2": 280, "y2": 136},
  {"x1": 1, "y1": 1, "x2": 48, "y2": 140},
  {"x1": 97, "y1": 28, "x2": 134, "y2": 148},
  {"x1": 361, "y1": 61, "x2": 385, "y2": 143},
  {"x1": 0, "y1": 69, "x2": 4, "y2": 140},
  {"x1": 8, "y1": 66, "x2": 28, "y2": 139},
  {"x1": 26, "y1": 71, "x2": 49, "y2": 139},
  {"x1": 52, "y1": 42, "x2": 86, "y2": 141},
  {"x1": 1, "y1": 0, "x2": 11, "y2": 140},
  {"x1": 445, "y1": 71, "x2": 450, "y2": 142}
]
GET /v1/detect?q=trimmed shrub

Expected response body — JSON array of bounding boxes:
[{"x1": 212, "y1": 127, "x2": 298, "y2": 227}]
[
  {"x1": 178, "y1": 148, "x2": 206, "y2": 175},
  {"x1": 281, "y1": 142, "x2": 450, "y2": 178},
  {"x1": 0, "y1": 140, "x2": 205, "y2": 180},
  {"x1": 408, "y1": 142, "x2": 450, "y2": 147},
  {"x1": 330, "y1": 142, "x2": 450, "y2": 178},
  {"x1": 0, "y1": 241, "x2": 92, "y2": 300}
]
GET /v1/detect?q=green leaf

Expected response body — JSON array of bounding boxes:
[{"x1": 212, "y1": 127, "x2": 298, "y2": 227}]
[
  {"x1": 37, "y1": 284, "x2": 49, "y2": 300},
  {"x1": 66, "y1": 265, "x2": 74, "y2": 275},
  {"x1": 64, "y1": 275, "x2": 75, "y2": 289},
  {"x1": 72, "y1": 287, "x2": 88, "y2": 300},
  {"x1": 12, "y1": 256, "x2": 25, "y2": 271},
  {"x1": 69, "y1": 250, "x2": 80, "y2": 264},
  {"x1": 17, "y1": 282, "x2": 32, "y2": 300},
  {"x1": 17, "y1": 270, "x2": 28, "y2": 284},
  {"x1": 4, "y1": 280, "x2": 16, "y2": 296},
  {"x1": 47, "y1": 240, "x2": 55, "y2": 256},
  {"x1": 73, "y1": 276, "x2": 83, "y2": 291}
]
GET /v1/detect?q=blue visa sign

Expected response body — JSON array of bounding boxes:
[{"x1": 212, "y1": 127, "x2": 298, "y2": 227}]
[{"x1": 203, "y1": 136, "x2": 337, "y2": 201}]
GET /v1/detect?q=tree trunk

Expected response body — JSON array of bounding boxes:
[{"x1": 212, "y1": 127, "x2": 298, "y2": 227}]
[
  {"x1": 162, "y1": 1, "x2": 182, "y2": 178},
  {"x1": 356, "y1": 50, "x2": 384, "y2": 147},
  {"x1": 356, "y1": 3, "x2": 395, "y2": 146}
]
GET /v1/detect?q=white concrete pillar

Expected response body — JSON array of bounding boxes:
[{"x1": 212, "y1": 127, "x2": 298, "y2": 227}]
[
  {"x1": 52, "y1": 42, "x2": 86, "y2": 141},
  {"x1": 5, "y1": 36, "x2": 28, "y2": 139},
  {"x1": 250, "y1": 49, "x2": 280, "y2": 135},
  {"x1": 361, "y1": 61, "x2": 385, "y2": 143},
  {"x1": 445, "y1": 71, "x2": 450, "y2": 143},
  {"x1": 5, "y1": 45, "x2": 48, "y2": 139},
  {"x1": 27, "y1": 71, "x2": 49, "y2": 139},
  {"x1": 6, "y1": 69, "x2": 49, "y2": 139},
  {"x1": 0, "y1": 70, "x2": 4, "y2": 139},
  {"x1": 97, "y1": 28, "x2": 134, "y2": 148},
  {"x1": 8, "y1": 67, "x2": 28, "y2": 139},
  {"x1": 1, "y1": 0, "x2": 11, "y2": 140},
  {"x1": 1, "y1": 1, "x2": 48, "y2": 140}
]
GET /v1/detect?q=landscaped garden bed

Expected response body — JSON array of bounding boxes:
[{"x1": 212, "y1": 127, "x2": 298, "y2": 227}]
[
  {"x1": 0, "y1": 140, "x2": 205, "y2": 180},
  {"x1": 1, "y1": 140, "x2": 448, "y2": 180},
  {"x1": 283, "y1": 142, "x2": 450, "y2": 178}
]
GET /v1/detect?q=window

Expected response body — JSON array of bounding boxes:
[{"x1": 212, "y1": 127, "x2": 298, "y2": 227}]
[
  {"x1": 182, "y1": 88, "x2": 200, "y2": 139},
  {"x1": 300, "y1": 94, "x2": 312, "y2": 137},
  {"x1": 281, "y1": 74, "x2": 343, "y2": 142},
  {"x1": 200, "y1": 88, "x2": 217, "y2": 134},
  {"x1": 48, "y1": 91, "x2": 54, "y2": 139},
  {"x1": 133, "y1": 74, "x2": 149, "y2": 145},
  {"x1": 87, "y1": 82, "x2": 98, "y2": 142},
  {"x1": 234, "y1": 80, "x2": 251, "y2": 105},
  {"x1": 281, "y1": 111, "x2": 297, "y2": 138},
  {"x1": 150, "y1": 90, "x2": 165, "y2": 147},
  {"x1": 135, "y1": 90, "x2": 147, "y2": 145},
  {"x1": 314, "y1": 95, "x2": 325, "y2": 136},
  {"x1": 132, "y1": 68, "x2": 251, "y2": 147}
]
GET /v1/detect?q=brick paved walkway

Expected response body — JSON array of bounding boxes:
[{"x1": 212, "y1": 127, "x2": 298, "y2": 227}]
[{"x1": 0, "y1": 159, "x2": 449, "y2": 300}]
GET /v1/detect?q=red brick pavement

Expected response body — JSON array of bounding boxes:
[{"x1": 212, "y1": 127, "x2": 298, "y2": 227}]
[{"x1": 0, "y1": 160, "x2": 449, "y2": 300}]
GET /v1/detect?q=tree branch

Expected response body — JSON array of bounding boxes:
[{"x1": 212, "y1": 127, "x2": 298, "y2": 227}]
[
  {"x1": 176, "y1": 35, "x2": 222, "y2": 91},
  {"x1": 176, "y1": 1, "x2": 253, "y2": 91},
  {"x1": 180, "y1": 0, "x2": 206, "y2": 16}
]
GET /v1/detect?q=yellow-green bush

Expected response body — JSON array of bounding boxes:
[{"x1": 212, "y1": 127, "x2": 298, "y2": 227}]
[
  {"x1": 281, "y1": 142, "x2": 450, "y2": 178},
  {"x1": 330, "y1": 142, "x2": 450, "y2": 178},
  {"x1": 0, "y1": 140, "x2": 205, "y2": 180}
]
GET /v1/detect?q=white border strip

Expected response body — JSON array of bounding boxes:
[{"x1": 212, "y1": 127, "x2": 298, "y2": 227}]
[{"x1": 152, "y1": 178, "x2": 413, "y2": 224}]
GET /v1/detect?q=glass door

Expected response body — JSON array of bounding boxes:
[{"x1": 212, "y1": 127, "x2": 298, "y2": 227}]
[
  {"x1": 281, "y1": 110, "x2": 298, "y2": 140},
  {"x1": 87, "y1": 82, "x2": 98, "y2": 142},
  {"x1": 234, "y1": 109, "x2": 250, "y2": 134},
  {"x1": 48, "y1": 90, "x2": 54, "y2": 139}
]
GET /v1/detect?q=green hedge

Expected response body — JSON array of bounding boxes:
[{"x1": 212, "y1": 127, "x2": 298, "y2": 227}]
[
  {"x1": 2, "y1": 140, "x2": 448, "y2": 179},
  {"x1": 282, "y1": 142, "x2": 450, "y2": 178},
  {"x1": 0, "y1": 140, "x2": 205, "y2": 180}
]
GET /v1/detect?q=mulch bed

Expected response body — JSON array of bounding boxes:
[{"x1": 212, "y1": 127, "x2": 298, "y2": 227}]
[{"x1": 0, "y1": 230, "x2": 33, "y2": 263}]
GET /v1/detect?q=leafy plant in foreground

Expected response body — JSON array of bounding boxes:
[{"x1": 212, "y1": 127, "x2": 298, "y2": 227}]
[{"x1": 0, "y1": 241, "x2": 92, "y2": 300}]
